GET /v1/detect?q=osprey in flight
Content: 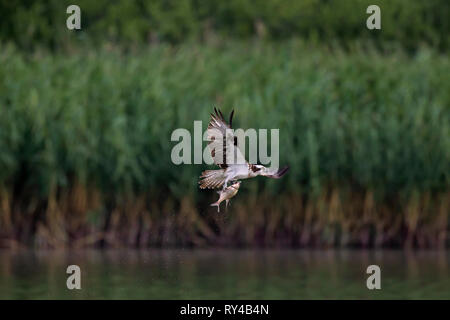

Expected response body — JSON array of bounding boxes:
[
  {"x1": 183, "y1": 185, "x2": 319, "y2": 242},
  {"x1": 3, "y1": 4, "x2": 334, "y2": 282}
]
[{"x1": 199, "y1": 108, "x2": 289, "y2": 190}]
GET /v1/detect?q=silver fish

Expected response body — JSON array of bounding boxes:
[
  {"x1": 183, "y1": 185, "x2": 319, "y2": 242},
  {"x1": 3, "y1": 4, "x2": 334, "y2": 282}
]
[{"x1": 210, "y1": 181, "x2": 241, "y2": 212}]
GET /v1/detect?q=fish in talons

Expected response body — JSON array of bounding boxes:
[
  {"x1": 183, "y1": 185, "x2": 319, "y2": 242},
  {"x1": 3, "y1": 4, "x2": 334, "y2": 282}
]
[{"x1": 210, "y1": 181, "x2": 241, "y2": 212}]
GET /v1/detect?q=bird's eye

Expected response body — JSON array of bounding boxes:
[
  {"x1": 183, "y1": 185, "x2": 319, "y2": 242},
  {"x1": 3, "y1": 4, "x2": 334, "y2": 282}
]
[{"x1": 251, "y1": 165, "x2": 261, "y2": 172}]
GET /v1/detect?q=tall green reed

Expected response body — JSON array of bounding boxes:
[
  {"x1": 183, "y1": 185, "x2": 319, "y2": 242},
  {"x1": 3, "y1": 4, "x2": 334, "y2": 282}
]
[{"x1": 0, "y1": 41, "x2": 448, "y2": 247}]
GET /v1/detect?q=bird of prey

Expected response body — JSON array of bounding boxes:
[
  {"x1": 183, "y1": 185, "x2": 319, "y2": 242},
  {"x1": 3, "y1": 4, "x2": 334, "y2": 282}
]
[{"x1": 199, "y1": 108, "x2": 289, "y2": 190}]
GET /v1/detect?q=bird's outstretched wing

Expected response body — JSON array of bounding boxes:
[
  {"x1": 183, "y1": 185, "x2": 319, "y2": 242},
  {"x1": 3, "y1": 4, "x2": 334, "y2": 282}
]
[
  {"x1": 260, "y1": 166, "x2": 290, "y2": 179},
  {"x1": 207, "y1": 108, "x2": 247, "y2": 168}
]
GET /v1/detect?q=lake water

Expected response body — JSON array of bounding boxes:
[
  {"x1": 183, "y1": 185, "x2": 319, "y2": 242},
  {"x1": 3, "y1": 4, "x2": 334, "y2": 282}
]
[{"x1": 0, "y1": 249, "x2": 449, "y2": 299}]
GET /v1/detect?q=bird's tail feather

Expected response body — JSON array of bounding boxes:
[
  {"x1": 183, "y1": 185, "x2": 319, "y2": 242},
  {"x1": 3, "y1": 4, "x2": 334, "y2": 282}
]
[{"x1": 199, "y1": 169, "x2": 226, "y2": 189}]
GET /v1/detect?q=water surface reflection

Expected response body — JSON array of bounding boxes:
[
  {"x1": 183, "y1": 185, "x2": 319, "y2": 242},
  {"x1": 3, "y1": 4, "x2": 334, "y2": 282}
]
[{"x1": 0, "y1": 250, "x2": 448, "y2": 299}]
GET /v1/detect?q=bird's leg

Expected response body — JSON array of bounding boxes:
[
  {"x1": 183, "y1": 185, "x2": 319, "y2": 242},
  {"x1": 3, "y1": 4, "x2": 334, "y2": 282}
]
[
  {"x1": 225, "y1": 200, "x2": 229, "y2": 210},
  {"x1": 222, "y1": 178, "x2": 229, "y2": 190},
  {"x1": 217, "y1": 203, "x2": 220, "y2": 213}
]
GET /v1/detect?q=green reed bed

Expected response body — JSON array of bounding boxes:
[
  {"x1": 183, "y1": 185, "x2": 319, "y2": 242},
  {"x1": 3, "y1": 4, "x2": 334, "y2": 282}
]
[
  {"x1": 2, "y1": 0, "x2": 448, "y2": 51},
  {"x1": 0, "y1": 41, "x2": 448, "y2": 248}
]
